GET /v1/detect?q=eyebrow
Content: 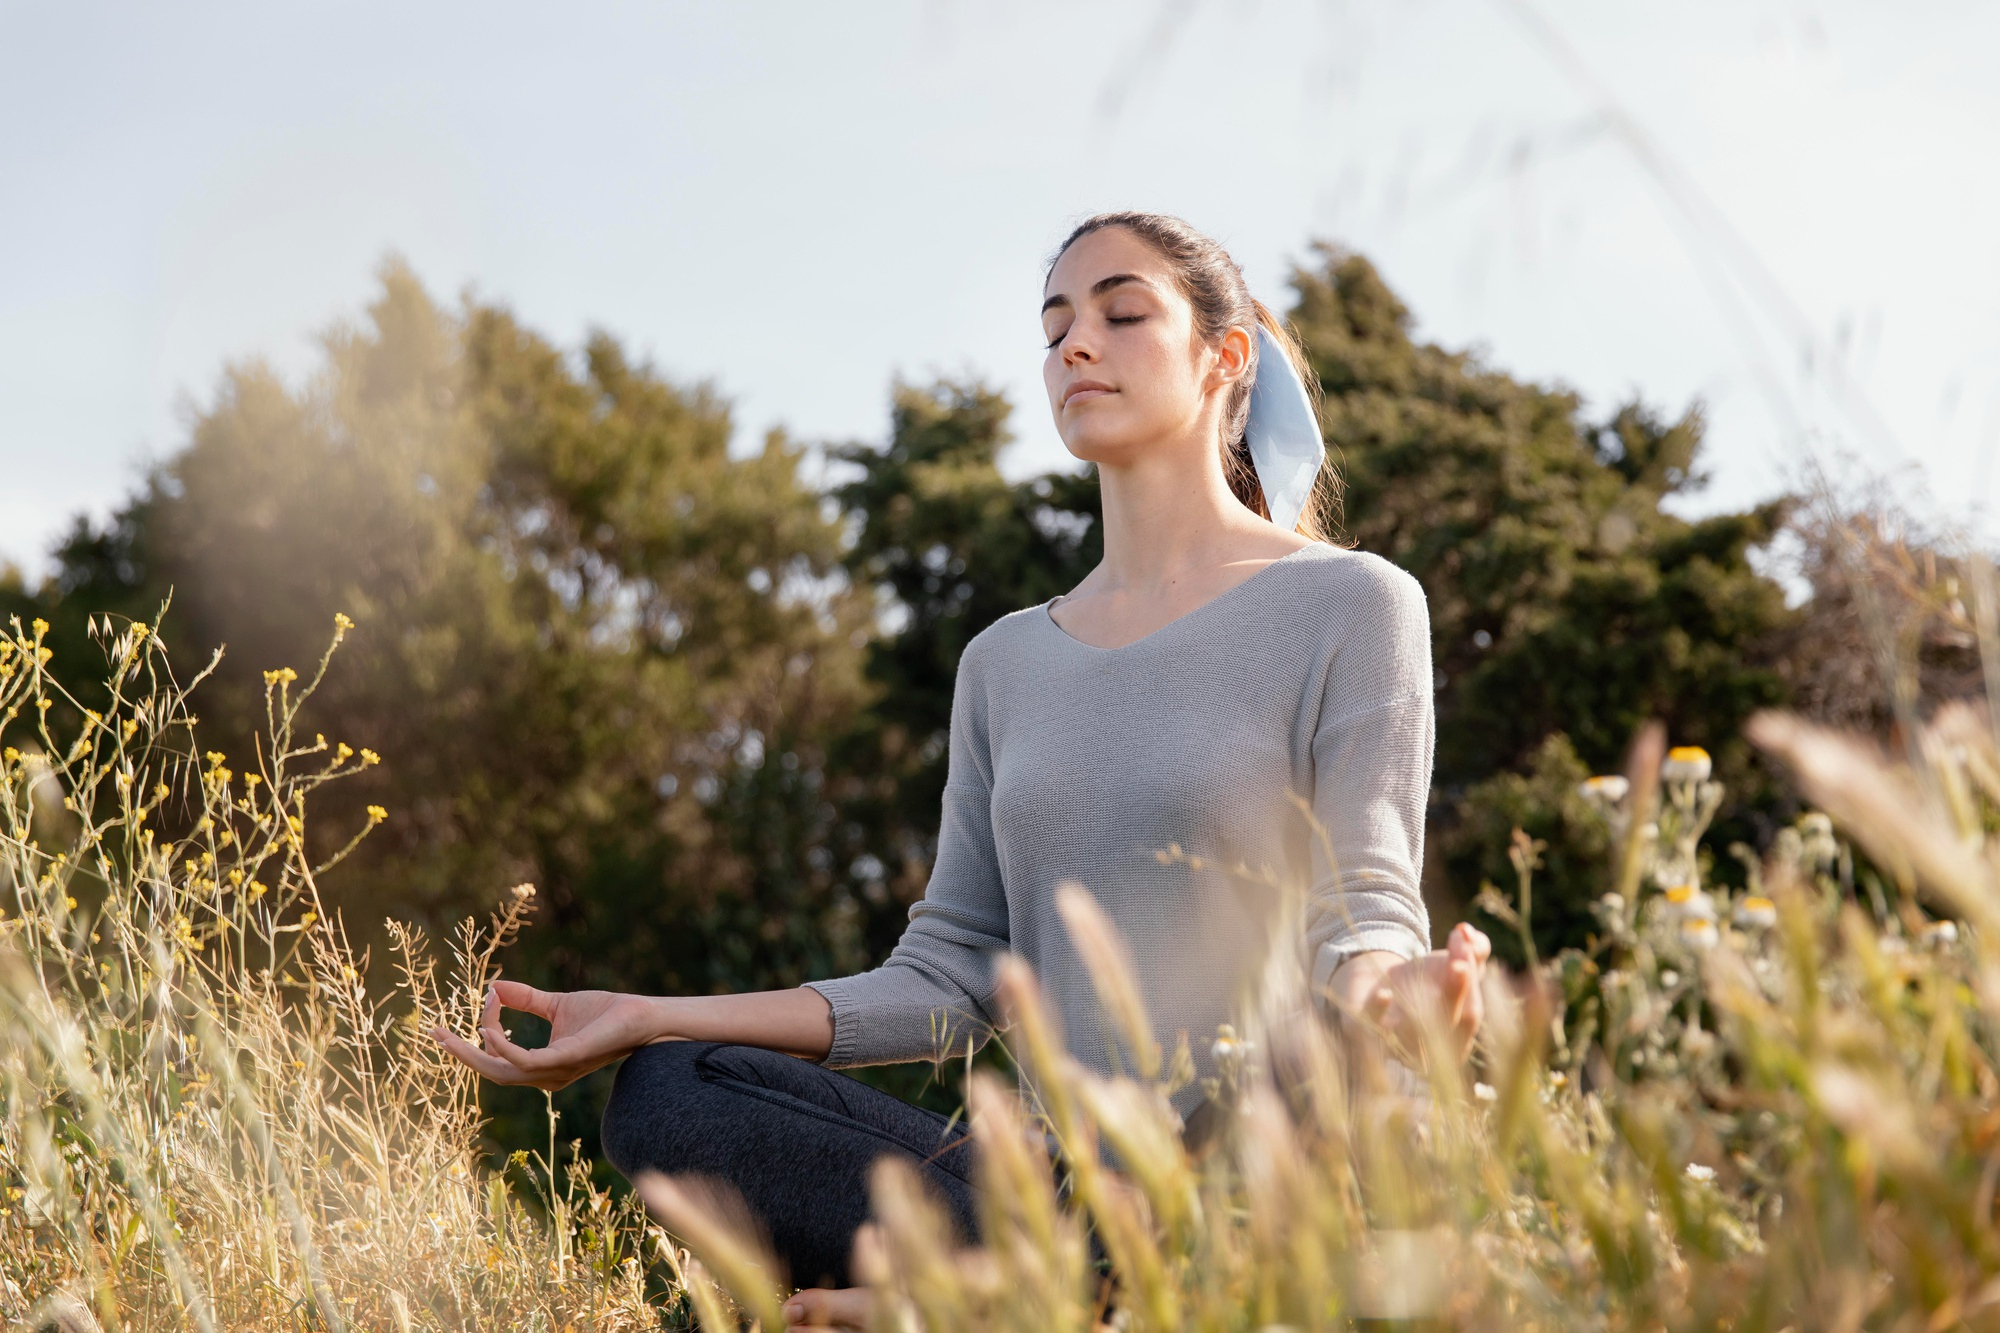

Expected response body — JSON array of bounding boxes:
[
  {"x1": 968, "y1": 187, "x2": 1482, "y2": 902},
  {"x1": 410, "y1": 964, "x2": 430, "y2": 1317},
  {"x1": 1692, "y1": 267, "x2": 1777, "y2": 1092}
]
[{"x1": 1040, "y1": 271, "x2": 1152, "y2": 315}]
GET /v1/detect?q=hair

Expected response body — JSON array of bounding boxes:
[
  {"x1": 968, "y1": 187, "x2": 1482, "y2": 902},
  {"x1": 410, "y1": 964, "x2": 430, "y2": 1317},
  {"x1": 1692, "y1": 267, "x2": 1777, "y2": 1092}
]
[{"x1": 1047, "y1": 211, "x2": 1342, "y2": 543}]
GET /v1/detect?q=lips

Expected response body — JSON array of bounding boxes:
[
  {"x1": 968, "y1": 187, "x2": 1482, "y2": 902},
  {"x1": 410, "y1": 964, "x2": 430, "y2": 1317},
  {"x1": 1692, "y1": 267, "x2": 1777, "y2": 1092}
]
[{"x1": 1062, "y1": 380, "x2": 1114, "y2": 407}]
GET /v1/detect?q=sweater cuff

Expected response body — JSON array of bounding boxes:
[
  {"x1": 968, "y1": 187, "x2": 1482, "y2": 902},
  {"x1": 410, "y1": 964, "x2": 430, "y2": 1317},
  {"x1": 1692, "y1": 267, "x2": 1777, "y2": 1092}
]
[
  {"x1": 802, "y1": 976, "x2": 868, "y2": 1068},
  {"x1": 1311, "y1": 927, "x2": 1430, "y2": 1005}
]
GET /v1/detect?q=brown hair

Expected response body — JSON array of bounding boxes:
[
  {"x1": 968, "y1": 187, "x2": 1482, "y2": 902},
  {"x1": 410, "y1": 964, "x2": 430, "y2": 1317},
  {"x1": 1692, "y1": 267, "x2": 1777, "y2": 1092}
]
[{"x1": 1048, "y1": 211, "x2": 1341, "y2": 543}]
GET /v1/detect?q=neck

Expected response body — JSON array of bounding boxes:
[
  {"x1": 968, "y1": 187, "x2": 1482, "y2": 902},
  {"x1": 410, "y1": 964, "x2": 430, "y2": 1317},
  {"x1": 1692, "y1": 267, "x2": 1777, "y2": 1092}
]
[{"x1": 1094, "y1": 438, "x2": 1267, "y2": 591}]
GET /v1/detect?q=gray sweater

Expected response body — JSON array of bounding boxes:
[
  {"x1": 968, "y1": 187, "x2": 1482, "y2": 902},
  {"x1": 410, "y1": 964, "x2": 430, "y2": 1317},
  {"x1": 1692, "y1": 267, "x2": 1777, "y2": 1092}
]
[{"x1": 807, "y1": 543, "x2": 1435, "y2": 1106}]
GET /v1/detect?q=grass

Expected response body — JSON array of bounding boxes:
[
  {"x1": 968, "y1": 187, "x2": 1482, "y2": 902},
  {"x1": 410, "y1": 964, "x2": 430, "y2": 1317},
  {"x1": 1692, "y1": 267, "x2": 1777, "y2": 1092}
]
[
  {"x1": 7, "y1": 563, "x2": 2000, "y2": 1329},
  {"x1": 0, "y1": 613, "x2": 666, "y2": 1330}
]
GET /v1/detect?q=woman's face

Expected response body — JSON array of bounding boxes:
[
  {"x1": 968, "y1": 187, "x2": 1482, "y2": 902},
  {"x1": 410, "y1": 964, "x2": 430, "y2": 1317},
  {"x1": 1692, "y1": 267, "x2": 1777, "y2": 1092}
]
[{"x1": 1041, "y1": 227, "x2": 1247, "y2": 466}]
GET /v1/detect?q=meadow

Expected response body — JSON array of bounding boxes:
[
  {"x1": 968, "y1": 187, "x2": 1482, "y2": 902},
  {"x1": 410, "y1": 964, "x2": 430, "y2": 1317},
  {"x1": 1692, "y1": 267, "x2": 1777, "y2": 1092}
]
[{"x1": 7, "y1": 579, "x2": 2000, "y2": 1329}]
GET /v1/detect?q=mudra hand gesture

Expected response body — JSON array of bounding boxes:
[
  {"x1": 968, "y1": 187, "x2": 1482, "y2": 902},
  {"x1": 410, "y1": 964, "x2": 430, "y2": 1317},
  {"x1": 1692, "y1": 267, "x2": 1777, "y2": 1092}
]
[{"x1": 431, "y1": 984, "x2": 671, "y2": 1090}]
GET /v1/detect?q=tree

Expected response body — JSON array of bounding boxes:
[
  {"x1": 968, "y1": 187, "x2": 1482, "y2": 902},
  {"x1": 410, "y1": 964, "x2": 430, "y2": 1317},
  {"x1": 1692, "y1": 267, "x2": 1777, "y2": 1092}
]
[
  {"x1": 1286, "y1": 245, "x2": 1796, "y2": 953},
  {"x1": 10, "y1": 261, "x2": 877, "y2": 999}
]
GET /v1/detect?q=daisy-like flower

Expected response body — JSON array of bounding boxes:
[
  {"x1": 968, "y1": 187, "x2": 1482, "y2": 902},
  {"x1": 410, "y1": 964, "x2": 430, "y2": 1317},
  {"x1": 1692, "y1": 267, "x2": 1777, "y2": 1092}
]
[
  {"x1": 1663, "y1": 883, "x2": 1717, "y2": 921},
  {"x1": 1679, "y1": 917, "x2": 1719, "y2": 951},
  {"x1": 1578, "y1": 774, "x2": 1630, "y2": 806},
  {"x1": 1735, "y1": 895, "x2": 1778, "y2": 929},
  {"x1": 1661, "y1": 746, "x2": 1713, "y2": 785}
]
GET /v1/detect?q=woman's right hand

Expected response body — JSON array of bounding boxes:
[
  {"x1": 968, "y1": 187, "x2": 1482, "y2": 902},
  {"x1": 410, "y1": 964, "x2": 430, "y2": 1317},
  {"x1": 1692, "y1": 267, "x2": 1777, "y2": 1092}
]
[{"x1": 432, "y1": 982, "x2": 670, "y2": 1091}]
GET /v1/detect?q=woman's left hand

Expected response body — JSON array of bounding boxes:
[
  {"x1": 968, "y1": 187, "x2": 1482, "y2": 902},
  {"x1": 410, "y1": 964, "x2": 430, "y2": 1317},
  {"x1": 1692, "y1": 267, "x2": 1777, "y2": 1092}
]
[{"x1": 1334, "y1": 923, "x2": 1493, "y2": 1061}]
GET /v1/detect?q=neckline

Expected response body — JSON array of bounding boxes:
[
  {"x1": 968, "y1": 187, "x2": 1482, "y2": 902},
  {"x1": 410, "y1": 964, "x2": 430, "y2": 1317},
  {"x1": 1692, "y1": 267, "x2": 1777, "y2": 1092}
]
[{"x1": 1041, "y1": 543, "x2": 1329, "y2": 653}]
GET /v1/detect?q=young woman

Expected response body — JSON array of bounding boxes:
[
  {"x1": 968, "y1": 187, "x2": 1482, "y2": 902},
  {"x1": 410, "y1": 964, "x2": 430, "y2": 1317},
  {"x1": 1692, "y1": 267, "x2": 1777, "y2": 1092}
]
[{"x1": 435, "y1": 212, "x2": 1491, "y2": 1329}]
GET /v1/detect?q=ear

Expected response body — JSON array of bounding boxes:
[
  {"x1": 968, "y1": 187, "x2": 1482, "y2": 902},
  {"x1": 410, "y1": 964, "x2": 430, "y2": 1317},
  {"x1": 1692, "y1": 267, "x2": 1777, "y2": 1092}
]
[{"x1": 1206, "y1": 324, "x2": 1254, "y2": 393}]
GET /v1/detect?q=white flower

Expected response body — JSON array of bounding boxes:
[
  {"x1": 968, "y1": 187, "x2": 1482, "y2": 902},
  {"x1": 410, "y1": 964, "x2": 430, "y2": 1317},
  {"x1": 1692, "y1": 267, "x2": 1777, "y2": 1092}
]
[
  {"x1": 1923, "y1": 920, "x2": 1959, "y2": 948},
  {"x1": 1663, "y1": 883, "x2": 1717, "y2": 922},
  {"x1": 1661, "y1": 746, "x2": 1713, "y2": 785},
  {"x1": 1735, "y1": 896, "x2": 1778, "y2": 929},
  {"x1": 1578, "y1": 774, "x2": 1630, "y2": 805},
  {"x1": 1679, "y1": 918, "x2": 1719, "y2": 951},
  {"x1": 1473, "y1": 1082, "x2": 1499, "y2": 1102},
  {"x1": 1658, "y1": 969, "x2": 1680, "y2": 988},
  {"x1": 1684, "y1": 1162, "x2": 1715, "y2": 1183}
]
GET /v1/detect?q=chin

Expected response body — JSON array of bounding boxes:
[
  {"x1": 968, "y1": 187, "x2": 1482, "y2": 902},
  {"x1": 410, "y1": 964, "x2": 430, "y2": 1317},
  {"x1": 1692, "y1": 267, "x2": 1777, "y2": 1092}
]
[{"x1": 1055, "y1": 411, "x2": 1153, "y2": 465}]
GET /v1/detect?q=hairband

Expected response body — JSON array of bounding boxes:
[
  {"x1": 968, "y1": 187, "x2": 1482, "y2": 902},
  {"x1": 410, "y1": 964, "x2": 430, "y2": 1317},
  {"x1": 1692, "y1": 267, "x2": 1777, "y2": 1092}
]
[{"x1": 1244, "y1": 324, "x2": 1325, "y2": 533}]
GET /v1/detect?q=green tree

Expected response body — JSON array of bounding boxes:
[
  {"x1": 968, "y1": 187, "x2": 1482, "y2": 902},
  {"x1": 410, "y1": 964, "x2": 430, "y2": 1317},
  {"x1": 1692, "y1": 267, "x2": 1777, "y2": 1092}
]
[
  {"x1": 1287, "y1": 245, "x2": 1796, "y2": 951},
  {"x1": 10, "y1": 261, "x2": 877, "y2": 999}
]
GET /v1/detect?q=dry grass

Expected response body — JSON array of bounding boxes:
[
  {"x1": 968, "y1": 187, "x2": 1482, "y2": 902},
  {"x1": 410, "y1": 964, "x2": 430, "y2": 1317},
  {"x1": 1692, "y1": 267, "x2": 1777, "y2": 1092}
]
[
  {"x1": 0, "y1": 613, "x2": 670, "y2": 1331},
  {"x1": 11, "y1": 558, "x2": 2000, "y2": 1331}
]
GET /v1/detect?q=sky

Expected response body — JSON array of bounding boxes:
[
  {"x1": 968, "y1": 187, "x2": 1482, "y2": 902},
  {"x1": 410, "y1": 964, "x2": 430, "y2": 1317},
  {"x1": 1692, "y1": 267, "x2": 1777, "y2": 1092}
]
[{"x1": 3, "y1": 0, "x2": 1996, "y2": 581}]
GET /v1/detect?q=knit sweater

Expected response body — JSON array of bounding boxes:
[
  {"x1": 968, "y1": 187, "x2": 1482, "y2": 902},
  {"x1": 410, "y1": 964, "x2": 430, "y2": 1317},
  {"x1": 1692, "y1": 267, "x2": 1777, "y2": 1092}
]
[{"x1": 807, "y1": 543, "x2": 1435, "y2": 1108}]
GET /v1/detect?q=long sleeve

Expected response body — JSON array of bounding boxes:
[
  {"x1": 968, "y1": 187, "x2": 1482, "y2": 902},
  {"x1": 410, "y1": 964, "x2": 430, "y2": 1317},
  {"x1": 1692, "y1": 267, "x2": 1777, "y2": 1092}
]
[
  {"x1": 1305, "y1": 563, "x2": 1436, "y2": 995},
  {"x1": 805, "y1": 645, "x2": 1011, "y2": 1068}
]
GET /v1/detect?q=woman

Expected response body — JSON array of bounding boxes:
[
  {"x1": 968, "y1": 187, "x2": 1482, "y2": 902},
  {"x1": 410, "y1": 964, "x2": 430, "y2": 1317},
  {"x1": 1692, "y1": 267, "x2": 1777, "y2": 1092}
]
[{"x1": 435, "y1": 212, "x2": 1491, "y2": 1328}]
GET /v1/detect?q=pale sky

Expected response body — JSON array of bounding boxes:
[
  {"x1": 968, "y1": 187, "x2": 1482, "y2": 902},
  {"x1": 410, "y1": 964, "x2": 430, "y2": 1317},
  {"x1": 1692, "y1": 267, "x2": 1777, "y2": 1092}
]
[{"x1": 3, "y1": 0, "x2": 1996, "y2": 581}]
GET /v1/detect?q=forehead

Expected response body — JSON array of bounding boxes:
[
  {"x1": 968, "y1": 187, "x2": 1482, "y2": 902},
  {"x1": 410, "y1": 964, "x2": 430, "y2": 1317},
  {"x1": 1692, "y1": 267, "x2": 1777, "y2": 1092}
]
[{"x1": 1044, "y1": 226, "x2": 1178, "y2": 298}]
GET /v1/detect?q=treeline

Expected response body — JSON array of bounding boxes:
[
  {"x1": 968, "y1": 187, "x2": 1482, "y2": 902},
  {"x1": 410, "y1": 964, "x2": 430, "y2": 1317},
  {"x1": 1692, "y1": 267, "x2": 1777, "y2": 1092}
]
[{"x1": 13, "y1": 246, "x2": 1895, "y2": 1024}]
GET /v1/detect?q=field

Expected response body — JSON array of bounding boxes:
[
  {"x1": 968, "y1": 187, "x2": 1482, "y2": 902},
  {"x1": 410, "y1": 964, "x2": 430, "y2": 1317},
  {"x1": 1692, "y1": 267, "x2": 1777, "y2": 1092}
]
[{"x1": 7, "y1": 601, "x2": 2000, "y2": 1330}]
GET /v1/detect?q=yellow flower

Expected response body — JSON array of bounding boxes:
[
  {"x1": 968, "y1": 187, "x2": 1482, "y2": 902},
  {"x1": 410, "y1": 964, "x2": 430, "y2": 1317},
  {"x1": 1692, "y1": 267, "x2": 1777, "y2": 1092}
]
[
  {"x1": 366, "y1": 805, "x2": 389, "y2": 824},
  {"x1": 333, "y1": 612, "x2": 355, "y2": 632},
  {"x1": 1661, "y1": 746, "x2": 1713, "y2": 785},
  {"x1": 262, "y1": 667, "x2": 299, "y2": 686},
  {"x1": 299, "y1": 912, "x2": 317, "y2": 929},
  {"x1": 360, "y1": 749, "x2": 380, "y2": 767},
  {"x1": 335, "y1": 743, "x2": 353, "y2": 761},
  {"x1": 31, "y1": 618, "x2": 48, "y2": 636}
]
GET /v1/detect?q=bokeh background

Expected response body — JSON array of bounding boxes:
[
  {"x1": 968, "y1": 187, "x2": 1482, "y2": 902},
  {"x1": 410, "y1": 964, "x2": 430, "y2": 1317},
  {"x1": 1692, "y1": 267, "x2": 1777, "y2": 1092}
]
[{"x1": 4, "y1": 0, "x2": 1996, "y2": 1155}]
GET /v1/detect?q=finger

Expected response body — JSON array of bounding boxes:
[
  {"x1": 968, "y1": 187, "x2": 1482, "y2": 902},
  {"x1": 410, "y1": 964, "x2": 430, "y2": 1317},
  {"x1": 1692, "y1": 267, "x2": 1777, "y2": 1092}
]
[
  {"x1": 492, "y1": 978, "x2": 562, "y2": 1020},
  {"x1": 432, "y1": 1026, "x2": 532, "y2": 1084},
  {"x1": 477, "y1": 1012, "x2": 563, "y2": 1073},
  {"x1": 784, "y1": 1288, "x2": 872, "y2": 1329}
]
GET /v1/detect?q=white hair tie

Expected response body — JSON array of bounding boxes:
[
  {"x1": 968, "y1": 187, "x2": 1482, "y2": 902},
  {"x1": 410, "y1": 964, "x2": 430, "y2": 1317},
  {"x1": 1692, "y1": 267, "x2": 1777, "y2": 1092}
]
[{"x1": 1244, "y1": 324, "x2": 1325, "y2": 533}]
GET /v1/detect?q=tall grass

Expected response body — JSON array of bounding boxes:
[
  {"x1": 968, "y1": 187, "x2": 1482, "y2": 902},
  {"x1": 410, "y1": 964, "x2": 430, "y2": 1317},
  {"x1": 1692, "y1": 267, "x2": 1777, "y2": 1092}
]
[
  {"x1": 654, "y1": 576, "x2": 2000, "y2": 1329},
  {"x1": 0, "y1": 613, "x2": 667, "y2": 1330},
  {"x1": 11, "y1": 562, "x2": 2000, "y2": 1330}
]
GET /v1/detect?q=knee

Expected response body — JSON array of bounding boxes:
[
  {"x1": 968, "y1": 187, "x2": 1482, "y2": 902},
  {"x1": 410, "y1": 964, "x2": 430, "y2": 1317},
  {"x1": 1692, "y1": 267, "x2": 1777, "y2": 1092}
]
[{"x1": 601, "y1": 1040, "x2": 708, "y2": 1180}]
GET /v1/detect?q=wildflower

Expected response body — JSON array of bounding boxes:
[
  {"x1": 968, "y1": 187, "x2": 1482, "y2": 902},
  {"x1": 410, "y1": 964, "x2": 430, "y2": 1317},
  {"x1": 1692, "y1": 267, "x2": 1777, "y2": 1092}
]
[
  {"x1": 334, "y1": 612, "x2": 355, "y2": 632},
  {"x1": 1663, "y1": 883, "x2": 1717, "y2": 921},
  {"x1": 262, "y1": 667, "x2": 298, "y2": 686},
  {"x1": 1548, "y1": 1070, "x2": 1567, "y2": 1088},
  {"x1": 1473, "y1": 1082, "x2": 1499, "y2": 1102},
  {"x1": 1578, "y1": 774, "x2": 1630, "y2": 805},
  {"x1": 1735, "y1": 896, "x2": 1778, "y2": 929},
  {"x1": 1923, "y1": 920, "x2": 1960, "y2": 948},
  {"x1": 1680, "y1": 918, "x2": 1719, "y2": 951},
  {"x1": 31, "y1": 618, "x2": 48, "y2": 636},
  {"x1": 360, "y1": 749, "x2": 381, "y2": 767},
  {"x1": 366, "y1": 805, "x2": 388, "y2": 824},
  {"x1": 1661, "y1": 746, "x2": 1713, "y2": 785},
  {"x1": 1685, "y1": 1162, "x2": 1716, "y2": 1183},
  {"x1": 335, "y1": 742, "x2": 353, "y2": 761},
  {"x1": 299, "y1": 912, "x2": 317, "y2": 929},
  {"x1": 510, "y1": 883, "x2": 536, "y2": 900}
]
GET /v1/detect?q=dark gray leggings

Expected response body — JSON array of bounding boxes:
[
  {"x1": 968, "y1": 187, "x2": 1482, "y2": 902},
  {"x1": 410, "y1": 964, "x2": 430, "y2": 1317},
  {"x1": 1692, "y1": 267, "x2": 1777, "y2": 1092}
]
[{"x1": 601, "y1": 1041, "x2": 978, "y2": 1289}]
